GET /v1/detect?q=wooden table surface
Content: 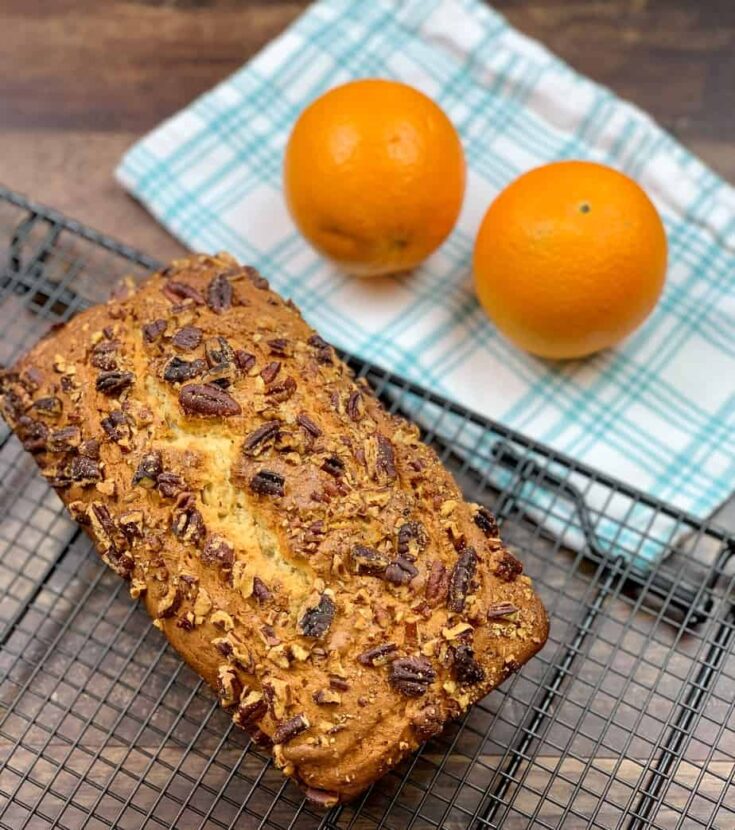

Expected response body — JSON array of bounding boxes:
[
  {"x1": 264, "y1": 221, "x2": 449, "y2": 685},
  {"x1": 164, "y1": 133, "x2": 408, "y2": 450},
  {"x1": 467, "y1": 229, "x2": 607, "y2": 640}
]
[{"x1": 0, "y1": 0, "x2": 733, "y2": 261}]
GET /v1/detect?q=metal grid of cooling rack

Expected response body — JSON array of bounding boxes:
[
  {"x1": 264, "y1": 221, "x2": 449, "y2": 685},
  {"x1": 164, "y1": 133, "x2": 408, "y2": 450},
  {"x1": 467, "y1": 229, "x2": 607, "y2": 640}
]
[{"x1": 1, "y1": 185, "x2": 735, "y2": 830}]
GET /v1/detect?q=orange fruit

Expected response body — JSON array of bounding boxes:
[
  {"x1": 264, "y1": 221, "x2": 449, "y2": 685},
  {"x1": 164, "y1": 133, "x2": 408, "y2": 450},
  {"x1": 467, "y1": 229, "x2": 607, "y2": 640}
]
[
  {"x1": 284, "y1": 79, "x2": 465, "y2": 276},
  {"x1": 473, "y1": 161, "x2": 667, "y2": 359}
]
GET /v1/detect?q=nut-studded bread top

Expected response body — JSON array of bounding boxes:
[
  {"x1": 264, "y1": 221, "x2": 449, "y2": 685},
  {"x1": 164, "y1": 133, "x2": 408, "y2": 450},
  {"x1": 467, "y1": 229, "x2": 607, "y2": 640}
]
[{"x1": 0, "y1": 254, "x2": 548, "y2": 805}]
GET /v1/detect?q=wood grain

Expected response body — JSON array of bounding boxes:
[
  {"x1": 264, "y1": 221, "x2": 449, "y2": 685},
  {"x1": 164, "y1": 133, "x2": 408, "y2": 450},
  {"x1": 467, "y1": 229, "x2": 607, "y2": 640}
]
[{"x1": 0, "y1": 0, "x2": 732, "y2": 259}]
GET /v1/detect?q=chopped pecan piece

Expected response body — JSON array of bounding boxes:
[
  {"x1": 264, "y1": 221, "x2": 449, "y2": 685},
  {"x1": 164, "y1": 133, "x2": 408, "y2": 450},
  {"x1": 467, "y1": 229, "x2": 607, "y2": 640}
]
[
  {"x1": 250, "y1": 469, "x2": 285, "y2": 497},
  {"x1": 171, "y1": 325, "x2": 202, "y2": 350},
  {"x1": 487, "y1": 601, "x2": 519, "y2": 620},
  {"x1": 201, "y1": 533, "x2": 235, "y2": 570},
  {"x1": 447, "y1": 547, "x2": 478, "y2": 613},
  {"x1": 163, "y1": 356, "x2": 207, "y2": 383},
  {"x1": 157, "y1": 582, "x2": 182, "y2": 618},
  {"x1": 350, "y1": 544, "x2": 390, "y2": 576},
  {"x1": 47, "y1": 425, "x2": 82, "y2": 453},
  {"x1": 118, "y1": 510, "x2": 144, "y2": 541},
  {"x1": 32, "y1": 396, "x2": 62, "y2": 418},
  {"x1": 79, "y1": 438, "x2": 100, "y2": 459},
  {"x1": 303, "y1": 789, "x2": 340, "y2": 810},
  {"x1": 329, "y1": 676, "x2": 350, "y2": 691},
  {"x1": 376, "y1": 433, "x2": 397, "y2": 480},
  {"x1": 321, "y1": 455, "x2": 344, "y2": 478},
  {"x1": 384, "y1": 557, "x2": 419, "y2": 586},
  {"x1": 452, "y1": 644, "x2": 486, "y2": 685},
  {"x1": 296, "y1": 412, "x2": 321, "y2": 438},
  {"x1": 157, "y1": 471, "x2": 185, "y2": 498},
  {"x1": 142, "y1": 319, "x2": 167, "y2": 343},
  {"x1": 494, "y1": 551, "x2": 523, "y2": 582},
  {"x1": 96, "y1": 371, "x2": 135, "y2": 396},
  {"x1": 171, "y1": 495, "x2": 206, "y2": 547},
  {"x1": 179, "y1": 383, "x2": 241, "y2": 417},
  {"x1": 308, "y1": 334, "x2": 333, "y2": 364},
  {"x1": 101, "y1": 409, "x2": 130, "y2": 443},
  {"x1": 234, "y1": 350, "x2": 255, "y2": 372},
  {"x1": 69, "y1": 455, "x2": 102, "y2": 485},
  {"x1": 397, "y1": 521, "x2": 428, "y2": 560},
  {"x1": 272, "y1": 714, "x2": 309, "y2": 745},
  {"x1": 204, "y1": 336, "x2": 235, "y2": 369},
  {"x1": 252, "y1": 577, "x2": 272, "y2": 603},
  {"x1": 132, "y1": 451, "x2": 163, "y2": 487},
  {"x1": 474, "y1": 506, "x2": 499, "y2": 538},
  {"x1": 298, "y1": 593, "x2": 336, "y2": 638},
  {"x1": 313, "y1": 689, "x2": 341, "y2": 705},
  {"x1": 90, "y1": 340, "x2": 119, "y2": 371},
  {"x1": 207, "y1": 273, "x2": 233, "y2": 313},
  {"x1": 234, "y1": 691, "x2": 267, "y2": 728},
  {"x1": 267, "y1": 338, "x2": 290, "y2": 356},
  {"x1": 389, "y1": 656, "x2": 436, "y2": 697},
  {"x1": 16, "y1": 417, "x2": 48, "y2": 452},
  {"x1": 162, "y1": 280, "x2": 205, "y2": 305},
  {"x1": 412, "y1": 703, "x2": 444, "y2": 741},
  {"x1": 346, "y1": 391, "x2": 364, "y2": 421},
  {"x1": 217, "y1": 665, "x2": 242, "y2": 708},
  {"x1": 358, "y1": 642, "x2": 397, "y2": 667},
  {"x1": 242, "y1": 420, "x2": 281, "y2": 455},
  {"x1": 266, "y1": 377, "x2": 296, "y2": 402}
]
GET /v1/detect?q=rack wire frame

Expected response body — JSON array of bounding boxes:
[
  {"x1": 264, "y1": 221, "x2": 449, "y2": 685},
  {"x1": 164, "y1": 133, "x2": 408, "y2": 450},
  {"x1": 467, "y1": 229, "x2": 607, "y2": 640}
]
[{"x1": 0, "y1": 185, "x2": 734, "y2": 830}]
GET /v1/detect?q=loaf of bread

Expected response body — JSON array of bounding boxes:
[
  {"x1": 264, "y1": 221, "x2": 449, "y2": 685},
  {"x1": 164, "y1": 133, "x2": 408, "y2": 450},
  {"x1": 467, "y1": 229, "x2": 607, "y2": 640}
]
[{"x1": 0, "y1": 254, "x2": 548, "y2": 806}]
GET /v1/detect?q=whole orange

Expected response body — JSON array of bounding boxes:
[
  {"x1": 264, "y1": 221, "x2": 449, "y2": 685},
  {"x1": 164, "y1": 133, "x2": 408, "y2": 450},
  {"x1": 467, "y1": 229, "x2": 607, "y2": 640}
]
[
  {"x1": 473, "y1": 161, "x2": 667, "y2": 359},
  {"x1": 284, "y1": 79, "x2": 465, "y2": 276}
]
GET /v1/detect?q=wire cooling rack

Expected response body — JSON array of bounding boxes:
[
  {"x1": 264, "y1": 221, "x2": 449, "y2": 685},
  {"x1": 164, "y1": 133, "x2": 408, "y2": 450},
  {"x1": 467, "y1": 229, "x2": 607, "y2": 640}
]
[{"x1": 1, "y1": 185, "x2": 735, "y2": 830}]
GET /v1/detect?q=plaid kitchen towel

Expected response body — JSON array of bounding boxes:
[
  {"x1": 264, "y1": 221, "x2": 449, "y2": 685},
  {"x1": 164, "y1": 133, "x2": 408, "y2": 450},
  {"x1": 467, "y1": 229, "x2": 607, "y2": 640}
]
[{"x1": 117, "y1": 0, "x2": 735, "y2": 565}]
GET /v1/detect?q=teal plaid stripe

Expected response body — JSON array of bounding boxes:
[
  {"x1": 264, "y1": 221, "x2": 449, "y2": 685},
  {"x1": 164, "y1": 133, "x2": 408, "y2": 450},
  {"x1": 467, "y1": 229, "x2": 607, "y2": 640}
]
[{"x1": 118, "y1": 0, "x2": 735, "y2": 564}]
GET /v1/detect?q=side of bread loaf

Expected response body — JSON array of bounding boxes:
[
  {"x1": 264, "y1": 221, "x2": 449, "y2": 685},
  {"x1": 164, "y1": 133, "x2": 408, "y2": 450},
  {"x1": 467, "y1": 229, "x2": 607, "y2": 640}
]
[{"x1": 0, "y1": 254, "x2": 548, "y2": 806}]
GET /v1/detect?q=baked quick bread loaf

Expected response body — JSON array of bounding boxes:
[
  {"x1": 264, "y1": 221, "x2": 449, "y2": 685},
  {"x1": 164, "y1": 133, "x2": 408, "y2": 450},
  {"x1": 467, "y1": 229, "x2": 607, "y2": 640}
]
[{"x1": 0, "y1": 254, "x2": 548, "y2": 806}]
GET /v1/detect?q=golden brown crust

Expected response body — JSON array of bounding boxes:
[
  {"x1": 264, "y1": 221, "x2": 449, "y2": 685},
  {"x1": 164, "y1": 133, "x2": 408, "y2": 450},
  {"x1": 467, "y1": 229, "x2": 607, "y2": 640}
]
[{"x1": 0, "y1": 254, "x2": 548, "y2": 804}]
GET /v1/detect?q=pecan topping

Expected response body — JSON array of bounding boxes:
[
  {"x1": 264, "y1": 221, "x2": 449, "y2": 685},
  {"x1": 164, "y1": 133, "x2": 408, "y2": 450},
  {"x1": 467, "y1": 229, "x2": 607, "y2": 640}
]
[
  {"x1": 118, "y1": 510, "x2": 144, "y2": 541},
  {"x1": 162, "y1": 280, "x2": 205, "y2": 305},
  {"x1": 425, "y1": 561, "x2": 450, "y2": 607},
  {"x1": 132, "y1": 451, "x2": 163, "y2": 488},
  {"x1": 69, "y1": 455, "x2": 102, "y2": 485},
  {"x1": 266, "y1": 377, "x2": 297, "y2": 402},
  {"x1": 298, "y1": 593, "x2": 336, "y2": 638},
  {"x1": 79, "y1": 438, "x2": 100, "y2": 459},
  {"x1": 447, "y1": 547, "x2": 478, "y2": 613},
  {"x1": 313, "y1": 689, "x2": 341, "y2": 706},
  {"x1": 101, "y1": 410, "x2": 130, "y2": 443},
  {"x1": 143, "y1": 319, "x2": 167, "y2": 343},
  {"x1": 234, "y1": 691, "x2": 268, "y2": 727},
  {"x1": 252, "y1": 577, "x2": 272, "y2": 603},
  {"x1": 385, "y1": 557, "x2": 419, "y2": 586},
  {"x1": 267, "y1": 338, "x2": 290, "y2": 356},
  {"x1": 452, "y1": 644, "x2": 486, "y2": 685},
  {"x1": 321, "y1": 455, "x2": 344, "y2": 478},
  {"x1": 234, "y1": 350, "x2": 255, "y2": 372},
  {"x1": 179, "y1": 383, "x2": 241, "y2": 417},
  {"x1": 47, "y1": 425, "x2": 82, "y2": 453},
  {"x1": 487, "y1": 601, "x2": 519, "y2": 620},
  {"x1": 296, "y1": 412, "x2": 321, "y2": 438},
  {"x1": 32, "y1": 396, "x2": 62, "y2": 417},
  {"x1": 207, "y1": 273, "x2": 233, "y2": 313},
  {"x1": 389, "y1": 656, "x2": 436, "y2": 697},
  {"x1": 272, "y1": 714, "x2": 309, "y2": 745},
  {"x1": 494, "y1": 551, "x2": 523, "y2": 582},
  {"x1": 474, "y1": 506, "x2": 499, "y2": 538},
  {"x1": 157, "y1": 582, "x2": 183, "y2": 618},
  {"x1": 16, "y1": 417, "x2": 47, "y2": 452},
  {"x1": 90, "y1": 340, "x2": 119, "y2": 371},
  {"x1": 308, "y1": 334, "x2": 333, "y2": 364},
  {"x1": 376, "y1": 433, "x2": 397, "y2": 480},
  {"x1": 346, "y1": 391, "x2": 364, "y2": 421},
  {"x1": 171, "y1": 495, "x2": 206, "y2": 547},
  {"x1": 397, "y1": 521, "x2": 428, "y2": 560},
  {"x1": 172, "y1": 325, "x2": 202, "y2": 350},
  {"x1": 204, "y1": 336, "x2": 235, "y2": 369},
  {"x1": 260, "y1": 361, "x2": 281, "y2": 384},
  {"x1": 157, "y1": 471, "x2": 184, "y2": 498},
  {"x1": 217, "y1": 665, "x2": 242, "y2": 708},
  {"x1": 329, "y1": 676, "x2": 350, "y2": 691},
  {"x1": 163, "y1": 356, "x2": 207, "y2": 383},
  {"x1": 250, "y1": 469, "x2": 285, "y2": 497},
  {"x1": 412, "y1": 704, "x2": 444, "y2": 742},
  {"x1": 358, "y1": 642, "x2": 397, "y2": 667},
  {"x1": 96, "y1": 371, "x2": 135, "y2": 396},
  {"x1": 243, "y1": 420, "x2": 281, "y2": 455},
  {"x1": 350, "y1": 544, "x2": 390, "y2": 575},
  {"x1": 303, "y1": 789, "x2": 340, "y2": 810}
]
